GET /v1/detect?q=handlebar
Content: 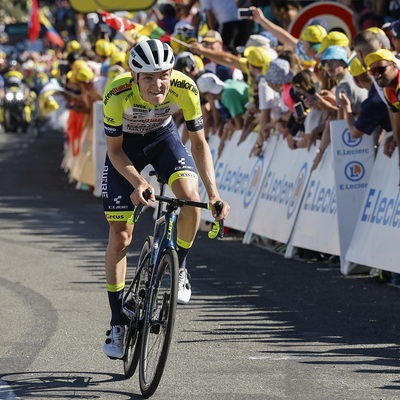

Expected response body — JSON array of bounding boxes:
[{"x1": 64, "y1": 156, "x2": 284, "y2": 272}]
[{"x1": 129, "y1": 190, "x2": 224, "y2": 239}]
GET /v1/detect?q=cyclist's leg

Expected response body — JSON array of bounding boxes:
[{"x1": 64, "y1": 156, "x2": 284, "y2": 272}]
[
  {"x1": 102, "y1": 155, "x2": 139, "y2": 358},
  {"x1": 150, "y1": 121, "x2": 200, "y2": 267},
  {"x1": 170, "y1": 176, "x2": 201, "y2": 265},
  {"x1": 151, "y1": 122, "x2": 200, "y2": 304}
]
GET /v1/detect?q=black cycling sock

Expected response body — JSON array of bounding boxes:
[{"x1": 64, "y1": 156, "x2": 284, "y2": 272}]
[
  {"x1": 176, "y1": 245, "x2": 189, "y2": 269},
  {"x1": 107, "y1": 288, "x2": 126, "y2": 326}
]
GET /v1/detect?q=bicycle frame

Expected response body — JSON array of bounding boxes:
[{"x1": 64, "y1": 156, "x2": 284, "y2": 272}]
[{"x1": 122, "y1": 176, "x2": 224, "y2": 396}]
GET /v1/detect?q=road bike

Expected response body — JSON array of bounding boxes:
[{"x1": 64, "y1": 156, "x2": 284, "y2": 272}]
[{"x1": 121, "y1": 174, "x2": 223, "y2": 398}]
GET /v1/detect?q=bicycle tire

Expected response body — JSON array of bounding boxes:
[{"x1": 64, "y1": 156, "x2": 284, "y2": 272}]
[
  {"x1": 139, "y1": 248, "x2": 179, "y2": 398},
  {"x1": 123, "y1": 236, "x2": 153, "y2": 378}
]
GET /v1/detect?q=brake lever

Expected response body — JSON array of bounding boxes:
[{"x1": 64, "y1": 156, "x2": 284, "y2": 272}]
[
  {"x1": 128, "y1": 189, "x2": 152, "y2": 225},
  {"x1": 208, "y1": 201, "x2": 224, "y2": 239}
]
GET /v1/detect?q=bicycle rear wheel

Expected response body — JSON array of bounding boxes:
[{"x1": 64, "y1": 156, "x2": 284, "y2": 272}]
[
  {"x1": 139, "y1": 248, "x2": 178, "y2": 398},
  {"x1": 123, "y1": 236, "x2": 153, "y2": 378}
]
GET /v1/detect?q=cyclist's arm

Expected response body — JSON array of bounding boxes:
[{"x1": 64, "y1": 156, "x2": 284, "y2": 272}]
[{"x1": 188, "y1": 129, "x2": 229, "y2": 219}]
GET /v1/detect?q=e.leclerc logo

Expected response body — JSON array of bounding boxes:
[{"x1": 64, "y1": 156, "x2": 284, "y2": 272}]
[
  {"x1": 287, "y1": 163, "x2": 308, "y2": 219},
  {"x1": 243, "y1": 157, "x2": 264, "y2": 208},
  {"x1": 344, "y1": 161, "x2": 365, "y2": 182},
  {"x1": 342, "y1": 128, "x2": 362, "y2": 147}
]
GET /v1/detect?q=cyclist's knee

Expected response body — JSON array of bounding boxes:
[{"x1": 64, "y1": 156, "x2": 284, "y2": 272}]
[
  {"x1": 171, "y1": 177, "x2": 200, "y2": 202},
  {"x1": 108, "y1": 222, "x2": 133, "y2": 251}
]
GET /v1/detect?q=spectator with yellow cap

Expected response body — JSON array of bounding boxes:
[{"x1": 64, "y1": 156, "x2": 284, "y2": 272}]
[
  {"x1": 365, "y1": 48, "x2": 400, "y2": 162},
  {"x1": 189, "y1": 34, "x2": 273, "y2": 142},
  {"x1": 66, "y1": 40, "x2": 81, "y2": 55},
  {"x1": 317, "y1": 30, "x2": 351, "y2": 57},
  {"x1": 339, "y1": 56, "x2": 391, "y2": 144},
  {"x1": 311, "y1": 45, "x2": 368, "y2": 170},
  {"x1": 249, "y1": 6, "x2": 326, "y2": 60},
  {"x1": 95, "y1": 38, "x2": 114, "y2": 77},
  {"x1": 107, "y1": 51, "x2": 127, "y2": 83}
]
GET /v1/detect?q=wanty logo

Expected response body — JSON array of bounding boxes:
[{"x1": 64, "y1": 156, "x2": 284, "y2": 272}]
[
  {"x1": 287, "y1": 163, "x2": 308, "y2": 219},
  {"x1": 344, "y1": 161, "x2": 364, "y2": 182},
  {"x1": 342, "y1": 128, "x2": 362, "y2": 147}
]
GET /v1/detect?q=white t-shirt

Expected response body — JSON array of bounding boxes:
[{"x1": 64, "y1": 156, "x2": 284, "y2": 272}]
[
  {"x1": 258, "y1": 77, "x2": 289, "y2": 120},
  {"x1": 199, "y1": 0, "x2": 238, "y2": 25}
]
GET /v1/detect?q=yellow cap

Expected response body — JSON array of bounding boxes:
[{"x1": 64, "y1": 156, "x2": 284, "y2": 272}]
[
  {"x1": 71, "y1": 59, "x2": 88, "y2": 71},
  {"x1": 366, "y1": 27, "x2": 386, "y2": 36},
  {"x1": 348, "y1": 57, "x2": 366, "y2": 77},
  {"x1": 73, "y1": 67, "x2": 94, "y2": 83},
  {"x1": 194, "y1": 55, "x2": 204, "y2": 70},
  {"x1": 109, "y1": 51, "x2": 126, "y2": 66},
  {"x1": 364, "y1": 49, "x2": 398, "y2": 68},
  {"x1": 300, "y1": 25, "x2": 327, "y2": 43},
  {"x1": 318, "y1": 31, "x2": 350, "y2": 54},
  {"x1": 95, "y1": 39, "x2": 112, "y2": 57},
  {"x1": 67, "y1": 70, "x2": 78, "y2": 84},
  {"x1": 67, "y1": 40, "x2": 81, "y2": 54},
  {"x1": 244, "y1": 46, "x2": 270, "y2": 75},
  {"x1": 107, "y1": 65, "x2": 125, "y2": 82}
]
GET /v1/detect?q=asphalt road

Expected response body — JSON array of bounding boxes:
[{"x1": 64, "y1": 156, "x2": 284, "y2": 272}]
[{"x1": 0, "y1": 127, "x2": 400, "y2": 400}]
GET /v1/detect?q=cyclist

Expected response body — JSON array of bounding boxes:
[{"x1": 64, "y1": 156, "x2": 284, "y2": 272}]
[{"x1": 101, "y1": 39, "x2": 230, "y2": 359}]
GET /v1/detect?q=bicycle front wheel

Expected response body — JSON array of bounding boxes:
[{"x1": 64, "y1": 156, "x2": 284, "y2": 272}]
[
  {"x1": 139, "y1": 248, "x2": 179, "y2": 398},
  {"x1": 123, "y1": 236, "x2": 153, "y2": 378}
]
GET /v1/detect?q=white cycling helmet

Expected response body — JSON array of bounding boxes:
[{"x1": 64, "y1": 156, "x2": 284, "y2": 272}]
[{"x1": 128, "y1": 39, "x2": 175, "y2": 73}]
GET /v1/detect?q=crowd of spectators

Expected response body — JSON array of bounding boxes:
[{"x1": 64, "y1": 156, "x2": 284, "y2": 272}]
[{"x1": 1, "y1": 0, "x2": 400, "y2": 275}]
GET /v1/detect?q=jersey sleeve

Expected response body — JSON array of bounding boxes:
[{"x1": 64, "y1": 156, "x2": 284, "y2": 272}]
[
  {"x1": 171, "y1": 70, "x2": 204, "y2": 132},
  {"x1": 102, "y1": 73, "x2": 132, "y2": 137}
]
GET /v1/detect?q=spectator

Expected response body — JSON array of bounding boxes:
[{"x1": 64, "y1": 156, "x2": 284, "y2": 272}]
[
  {"x1": 200, "y1": 30, "x2": 244, "y2": 81},
  {"x1": 340, "y1": 56, "x2": 391, "y2": 145},
  {"x1": 197, "y1": 72, "x2": 249, "y2": 156},
  {"x1": 311, "y1": 45, "x2": 368, "y2": 170},
  {"x1": 364, "y1": 49, "x2": 400, "y2": 167},
  {"x1": 251, "y1": 57, "x2": 293, "y2": 157},
  {"x1": 250, "y1": 6, "x2": 327, "y2": 61},
  {"x1": 288, "y1": 69, "x2": 325, "y2": 151},
  {"x1": 198, "y1": 0, "x2": 252, "y2": 53},
  {"x1": 390, "y1": 19, "x2": 400, "y2": 55},
  {"x1": 316, "y1": 30, "x2": 351, "y2": 58}
]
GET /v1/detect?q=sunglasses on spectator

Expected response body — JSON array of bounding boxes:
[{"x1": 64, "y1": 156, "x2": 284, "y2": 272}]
[{"x1": 368, "y1": 64, "x2": 392, "y2": 76}]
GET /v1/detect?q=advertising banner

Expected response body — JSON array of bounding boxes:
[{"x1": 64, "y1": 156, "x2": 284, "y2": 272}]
[
  {"x1": 202, "y1": 131, "x2": 276, "y2": 231},
  {"x1": 330, "y1": 120, "x2": 375, "y2": 274},
  {"x1": 247, "y1": 137, "x2": 313, "y2": 244},
  {"x1": 288, "y1": 144, "x2": 340, "y2": 256},
  {"x1": 346, "y1": 142, "x2": 400, "y2": 273}
]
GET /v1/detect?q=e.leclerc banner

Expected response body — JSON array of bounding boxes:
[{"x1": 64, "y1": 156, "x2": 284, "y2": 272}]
[{"x1": 330, "y1": 120, "x2": 375, "y2": 274}]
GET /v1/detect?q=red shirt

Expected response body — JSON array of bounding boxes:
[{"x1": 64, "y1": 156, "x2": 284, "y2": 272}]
[{"x1": 384, "y1": 69, "x2": 400, "y2": 112}]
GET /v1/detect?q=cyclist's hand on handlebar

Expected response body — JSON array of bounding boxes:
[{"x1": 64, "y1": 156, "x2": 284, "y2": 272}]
[
  {"x1": 208, "y1": 199, "x2": 229, "y2": 239},
  {"x1": 209, "y1": 199, "x2": 230, "y2": 221},
  {"x1": 130, "y1": 182, "x2": 155, "y2": 206}
]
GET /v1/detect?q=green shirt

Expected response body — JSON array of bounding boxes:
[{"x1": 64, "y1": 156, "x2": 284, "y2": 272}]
[{"x1": 221, "y1": 79, "x2": 249, "y2": 119}]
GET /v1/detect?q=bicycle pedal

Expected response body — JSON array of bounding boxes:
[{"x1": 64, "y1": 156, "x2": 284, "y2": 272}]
[{"x1": 150, "y1": 325, "x2": 161, "y2": 334}]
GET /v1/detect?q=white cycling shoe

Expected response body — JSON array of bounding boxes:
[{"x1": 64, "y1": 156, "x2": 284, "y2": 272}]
[
  {"x1": 177, "y1": 268, "x2": 191, "y2": 304},
  {"x1": 103, "y1": 325, "x2": 125, "y2": 359}
]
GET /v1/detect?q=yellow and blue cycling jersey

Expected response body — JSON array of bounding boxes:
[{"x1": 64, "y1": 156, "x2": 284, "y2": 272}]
[
  {"x1": 102, "y1": 69, "x2": 202, "y2": 222},
  {"x1": 103, "y1": 69, "x2": 204, "y2": 136}
]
